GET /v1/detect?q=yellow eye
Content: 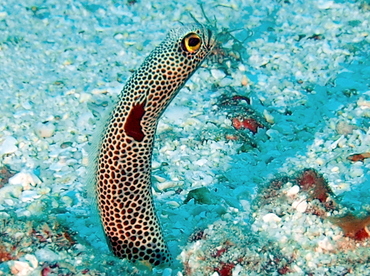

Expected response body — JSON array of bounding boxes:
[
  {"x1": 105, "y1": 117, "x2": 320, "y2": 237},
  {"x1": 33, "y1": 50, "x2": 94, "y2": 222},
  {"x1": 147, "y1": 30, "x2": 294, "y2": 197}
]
[{"x1": 181, "y1": 33, "x2": 202, "y2": 53}]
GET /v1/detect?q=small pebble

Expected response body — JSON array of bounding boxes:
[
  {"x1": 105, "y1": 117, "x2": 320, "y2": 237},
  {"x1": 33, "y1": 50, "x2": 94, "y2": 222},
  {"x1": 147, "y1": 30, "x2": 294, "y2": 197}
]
[
  {"x1": 77, "y1": 111, "x2": 94, "y2": 129},
  {"x1": 9, "y1": 261, "x2": 33, "y2": 276},
  {"x1": 152, "y1": 161, "x2": 161, "y2": 169},
  {"x1": 8, "y1": 172, "x2": 41, "y2": 188},
  {"x1": 35, "y1": 248, "x2": 60, "y2": 262},
  {"x1": 286, "y1": 185, "x2": 300, "y2": 197},
  {"x1": 349, "y1": 168, "x2": 364, "y2": 178},
  {"x1": 211, "y1": 69, "x2": 226, "y2": 80},
  {"x1": 35, "y1": 122, "x2": 56, "y2": 138},
  {"x1": 91, "y1": 88, "x2": 108, "y2": 95},
  {"x1": 20, "y1": 190, "x2": 41, "y2": 202},
  {"x1": 293, "y1": 199, "x2": 308, "y2": 213},
  {"x1": 194, "y1": 159, "x2": 208, "y2": 166},
  {"x1": 315, "y1": 158, "x2": 324, "y2": 165},
  {"x1": 166, "y1": 201, "x2": 180, "y2": 208},
  {"x1": 232, "y1": 264, "x2": 242, "y2": 276},
  {"x1": 162, "y1": 268, "x2": 172, "y2": 276},
  {"x1": 152, "y1": 175, "x2": 167, "y2": 183},
  {"x1": 0, "y1": 185, "x2": 23, "y2": 203},
  {"x1": 241, "y1": 75, "x2": 249, "y2": 86},
  {"x1": 155, "y1": 181, "x2": 179, "y2": 191},
  {"x1": 262, "y1": 213, "x2": 281, "y2": 223},
  {"x1": 266, "y1": 129, "x2": 280, "y2": 139},
  {"x1": 60, "y1": 142, "x2": 73, "y2": 149},
  {"x1": 357, "y1": 97, "x2": 370, "y2": 108},
  {"x1": 331, "y1": 166, "x2": 339, "y2": 173},
  {"x1": 61, "y1": 195, "x2": 74, "y2": 207},
  {"x1": 24, "y1": 254, "x2": 38, "y2": 269},
  {"x1": 335, "y1": 121, "x2": 355, "y2": 135},
  {"x1": 317, "y1": 237, "x2": 334, "y2": 251},
  {"x1": 263, "y1": 110, "x2": 275, "y2": 124},
  {"x1": 0, "y1": 136, "x2": 18, "y2": 155},
  {"x1": 27, "y1": 201, "x2": 44, "y2": 214}
]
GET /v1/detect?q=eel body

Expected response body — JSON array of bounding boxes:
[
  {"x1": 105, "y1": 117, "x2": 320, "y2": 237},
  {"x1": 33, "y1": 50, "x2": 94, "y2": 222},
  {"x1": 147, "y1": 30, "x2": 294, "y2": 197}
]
[{"x1": 95, "y1": 24, "x2": 216, "y2": 266}]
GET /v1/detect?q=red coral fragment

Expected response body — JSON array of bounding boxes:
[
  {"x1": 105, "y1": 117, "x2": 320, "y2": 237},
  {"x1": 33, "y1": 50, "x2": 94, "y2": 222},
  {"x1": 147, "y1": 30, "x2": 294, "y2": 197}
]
[
  {"x1": 0, "y1": 165, "x2": 16, "y2": 188},
  {"x1": 41, "y1": 266, "x2": 52, "y2": 276},
  {"x1": 354, "y1": 227, "x2": 370, "y2": 240},
  {"x1": 278, "y1": 265, "x2": 291, "y2": 275},
  {"x1": 215, "y1": 262, "x2": 235, "y2": 276},
  {"x1": 347, "y1": 152, "x2": 370, "y2": 162},
  {"x1": 0, "y1": 245, "x2": 15, "y2": 262},
  {"x1": 329, "y1": 213, "x2": 370, "y2": 241},
  {"x1": 225, "y1": 134, "x2": 239, "y2": 141},
  {"x1": 232, "y1": 118, "x2": 262, "y2": 133},
  {"x1": 211, "y1": 241, "x2": 233, "y2": 258},
  {"x1": 296, "y1": 169, "x2": 333, "y2": 202},
  {"x1": 211, "y1": 247, "x2": 228, "y2": 258}
]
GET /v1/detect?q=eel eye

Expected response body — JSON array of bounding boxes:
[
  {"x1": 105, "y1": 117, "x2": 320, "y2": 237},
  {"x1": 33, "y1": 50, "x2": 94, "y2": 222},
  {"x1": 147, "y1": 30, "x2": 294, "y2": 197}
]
[{"x1": 181, "y1": 33, "x2": 202, "y2": 53}]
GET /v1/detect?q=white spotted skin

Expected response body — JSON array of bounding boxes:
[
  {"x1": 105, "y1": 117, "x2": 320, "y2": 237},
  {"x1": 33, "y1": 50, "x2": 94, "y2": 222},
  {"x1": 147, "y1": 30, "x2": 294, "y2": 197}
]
[{"x1": 94, "y1": 24, "x2": 216, "y2": 266}]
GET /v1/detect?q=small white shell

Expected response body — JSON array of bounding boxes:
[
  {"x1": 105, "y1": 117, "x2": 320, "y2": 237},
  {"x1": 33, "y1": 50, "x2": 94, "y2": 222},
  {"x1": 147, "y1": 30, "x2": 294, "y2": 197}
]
[
  {"x1": 9, "y1": 261, "x2": 33, "y2": 276},
  {"x1": 286, "y1": 185, "x2": 300, "y2": 197},
  {"x1": 262, "y1": 213, "x2": 281, "y2": 223},
  {"x1": 24, "y1": 254, "x2": 38, "y2": 269},
  {"x1": 8, "y1": 171, "x2": 41, "y2": 188},
  {"x1": 292, "y1": 199, "x2": 308, "y2": 213},
  {"x1": 35, "y1": 122, "x2": 56, "y2": 138},
  {"x1": 0, "y1": 136, "x2": 18, "y2": 155}
]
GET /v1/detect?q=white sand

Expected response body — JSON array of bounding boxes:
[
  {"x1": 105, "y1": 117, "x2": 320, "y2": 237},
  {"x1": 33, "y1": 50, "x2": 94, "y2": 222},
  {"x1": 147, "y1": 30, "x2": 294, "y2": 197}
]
[{"x1": 0, "y1": 0, "x2": 369, "y2": 275}]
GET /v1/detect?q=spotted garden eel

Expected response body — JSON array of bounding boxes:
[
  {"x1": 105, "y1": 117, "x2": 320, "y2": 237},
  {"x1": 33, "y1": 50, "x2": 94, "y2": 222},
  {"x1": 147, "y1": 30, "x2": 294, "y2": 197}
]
[{"x1": 94, "y1": 24, "x2": 216, "y2": 266}]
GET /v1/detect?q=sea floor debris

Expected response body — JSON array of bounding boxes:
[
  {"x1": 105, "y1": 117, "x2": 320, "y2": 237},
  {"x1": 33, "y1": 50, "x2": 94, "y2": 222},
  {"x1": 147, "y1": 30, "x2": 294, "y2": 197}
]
[
  {"x1": 181, "y1": 169, "x2": 370, "y2": 275},
  {"x1": 1, "y1": 0, "x2": 370, "y2": 275}
]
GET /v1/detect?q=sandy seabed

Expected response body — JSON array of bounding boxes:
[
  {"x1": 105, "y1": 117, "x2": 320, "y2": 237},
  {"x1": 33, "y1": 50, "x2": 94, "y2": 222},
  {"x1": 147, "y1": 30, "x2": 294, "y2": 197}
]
[{"x1": 0, "y1": 0, "x2": 370, "y2": 275}]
